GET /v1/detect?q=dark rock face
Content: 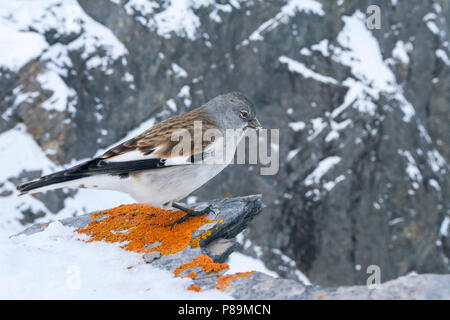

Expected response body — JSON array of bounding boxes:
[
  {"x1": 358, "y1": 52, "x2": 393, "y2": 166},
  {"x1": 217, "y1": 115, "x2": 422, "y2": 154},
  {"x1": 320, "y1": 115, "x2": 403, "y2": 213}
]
[{"x1": 1, "y1": 0, "x2": 449, "y2": 286}]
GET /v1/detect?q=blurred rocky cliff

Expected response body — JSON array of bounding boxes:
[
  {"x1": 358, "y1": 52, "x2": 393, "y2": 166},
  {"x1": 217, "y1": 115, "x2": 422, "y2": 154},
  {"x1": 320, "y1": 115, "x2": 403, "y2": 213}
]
[{"x1": 0, "y1": 0, "x2": 449, "y2": 286}]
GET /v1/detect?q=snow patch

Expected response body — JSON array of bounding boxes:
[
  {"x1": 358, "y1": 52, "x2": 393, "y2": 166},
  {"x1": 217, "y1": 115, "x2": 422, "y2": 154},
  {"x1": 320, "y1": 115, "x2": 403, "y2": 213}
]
[
  {"x1": 333, "y1": 12, "x2": 416, "y2": 122},
  {"x1": 323, "y1": 174, "x2": 345, "y2": 191},
  {"x1": 271, "y1": 248, "x2": 311, "y2": 285},
  {"x1": 311, "y1": 39, "x2": 330, "y2": 57},
  {"x1": 116, "y1": 0, "x2": 238, "y2": 40},
  {"x1": 279, "y1": 56, "x2": 338, "y2": 84},
  {"x1": 308, "y1": 118, "x2": 327, "y2": 141},
  {"x1": 171, "y1": 63, "x2": 188, "y2": 78},
  {"x1": 392, "y1": 40, "x2": 413, "y2": 64},
  {"x1": 440, "y1": 217, "x2": 449, "y2": 237},
  {"x1": 0, "y1": 24, "x2": 48, "y2": 71},
  {"x1": 248, "y1": 0, "x2": 324, "y2": 42},
  {"x1": 398, "y1": 150, "x2": 422, "y2": 182},
  {"x1": 288, "y1": 121, "x2": 306, "y2": 132},
  {"x1": 37, "y1": 71, "x2": 77, "y2": 114},
  {"x1": 436, "y1": 49, "x2": 450, "y2": 65},
  {"x1": 305, "y1": 156, "x2": 342, "y2": 186},
  {"x1": 287, "y1": 148, "x2": 301, "y2": 162},
  {"x1": 0, "y1": 221, "x2": 231, "y2": 299},
  {"x1": 226, "y1": 252, "x2": 279, "y2": 278}
]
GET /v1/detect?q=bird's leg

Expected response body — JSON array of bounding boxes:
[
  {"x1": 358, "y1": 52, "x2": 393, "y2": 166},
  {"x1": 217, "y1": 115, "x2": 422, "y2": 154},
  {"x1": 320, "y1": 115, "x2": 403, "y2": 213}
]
[{"x1": 171, "y1": 202, "x2": 213, "y2": 227}]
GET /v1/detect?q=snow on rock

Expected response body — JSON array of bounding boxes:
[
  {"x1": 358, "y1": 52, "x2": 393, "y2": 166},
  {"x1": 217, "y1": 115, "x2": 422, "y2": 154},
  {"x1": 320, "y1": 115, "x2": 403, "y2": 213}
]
[
  {"x1": 334, "y1": 11, "x2": 396, "y2": 93},
  {"x1": 1, "y1": 0, "x2": 128, "y2": 122},
  {"x1": 287, "y1": 148, "x2": 301, "y2": 162},
  {"x1": 440, "y1": 216, "x2": 450, "y2": 237},
  {"x1": 166, "y1": 99, "x2": 177, "y2": 112},
  {"x1": 1, "y1": 0, "x2": 127, "y2": 73},
  {"x1": 37, "y1": 71, "x2": 77, "y2": 114},
  {"x1": 279, "y1": 56, "x2": 338, "y2": 84},
  {"x1": 428, "y1": 179, "x2": 441, "y2": 191},
  {"x1": 308, "y1": 117, "x2": 327, "y2": 141},
  {"x1": 177, "y1": 85, "x2": 192, "y2": 107},
  {"x1": 0, "y1": 125, "x2": 57, "y2": 237},
  {"x1": 3, "y1": 87, "x2": 39, "y2": 121},
  {"x1": 112, "y1": 0, "x2": 242, "y2": 40},
  {"x1": 423, "y1": 13, "x2": 440, "y2": 35},
  {"x1": 436, "y1": 49, "x2": 450, "y2": 66},
  {"x1": 397, "y1": 149, "x2": 423, "y2": 183},
  {"x1": 426, "y1": 149, "x2": 446, "y2": 174},
  {"x1": 304, "y1": 156, "x2": 342, "y2": 186},
  {"x1": 288, "y1": 121, "x2": 306, "y2": 132},
  {"x1": 226, "y1": 252, "x2": 279, "y2": 278},
  {"x1": 392, "y1": 40, "x2": 413, "y2": 65},
  {"x1": 326, "y1": 118, "x2": 352, "y2": 142},
  {"x1": 121, "y1": 0, "x2": 159, "y2": 16},
  {"x1": 171, "y1": 62, "x2": 188, "y2": 78},
  {"x1": 311, "y1": 39, "x2": 331, "y2": 57},
  {"x1": 0, "y1": 24, "x2": 48, "y2": 72},
  {"x1": 323, "y1": 174, "x2": 346, "y2": 191},
  {"x1": 0, "y1": 124, "x2": 56, "y2": 181},
  {"x1": 248, "y1": 0, "x2": 324, "y2": 42},
  {"x1": 271, "y1": 248, "x2": 311, "y2": 285},
  {"x1": 333, "y1": 11, "x2": 416, "y2": 122}
]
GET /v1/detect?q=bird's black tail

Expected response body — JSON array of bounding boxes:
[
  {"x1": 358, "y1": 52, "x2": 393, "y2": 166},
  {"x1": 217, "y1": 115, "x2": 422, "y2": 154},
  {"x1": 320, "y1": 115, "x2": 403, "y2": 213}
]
[
  {"x1": 16, "y1": 156, "x2": 169, "y2": 195},
  {"x1": 16, "y1": 159, "x2": 100, "y2": 195}
]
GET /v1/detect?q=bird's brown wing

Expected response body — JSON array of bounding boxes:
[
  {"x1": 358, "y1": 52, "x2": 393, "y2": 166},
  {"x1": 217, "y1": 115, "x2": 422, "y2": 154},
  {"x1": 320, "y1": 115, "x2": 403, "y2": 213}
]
[
  {"x1": 100, "y1": 108, "x2": 220, "y2": 162},
  {"x1": 17, "y1": 109, "x2": 222, "y2": 195}
]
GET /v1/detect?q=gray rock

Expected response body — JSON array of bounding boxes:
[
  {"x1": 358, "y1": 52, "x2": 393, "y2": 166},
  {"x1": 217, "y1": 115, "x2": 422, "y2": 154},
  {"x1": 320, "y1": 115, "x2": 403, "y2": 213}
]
[
  {"x1": 223, "y1": 272, "x2": 450, "y2": 300},
  {"x1": 306, "y1": 273, "x2": 450, "y2": 300},
  {"x1": 143, "y1": 251, "x2": 161, "y2": 263},
  {"x1": 225, "y1": 272, "x2": 309, "y2": 300}
]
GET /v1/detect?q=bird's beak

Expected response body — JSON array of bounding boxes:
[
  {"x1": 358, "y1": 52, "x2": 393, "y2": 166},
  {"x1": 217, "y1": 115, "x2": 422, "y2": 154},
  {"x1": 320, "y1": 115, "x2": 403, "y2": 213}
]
[{"x1": 248, "y1": 118, "x2": 262, "y2": 130}]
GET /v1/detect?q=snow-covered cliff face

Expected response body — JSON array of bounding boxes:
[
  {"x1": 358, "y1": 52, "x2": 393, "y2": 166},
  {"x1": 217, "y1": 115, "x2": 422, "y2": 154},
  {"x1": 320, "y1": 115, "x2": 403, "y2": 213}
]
[{"x1": 0, "y1": 0, "x2": 449, "y2": 286}]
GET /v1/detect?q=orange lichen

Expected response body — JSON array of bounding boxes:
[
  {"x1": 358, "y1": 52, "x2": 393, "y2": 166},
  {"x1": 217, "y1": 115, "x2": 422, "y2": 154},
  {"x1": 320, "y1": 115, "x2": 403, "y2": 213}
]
[
  {"x1": 215, "y1": 271, "x2": 255, "y2": 291},
  {"x1": 75, "y1": 204, "x2": 212, "y2": 255},
  {"x1": 187, "y1": 284, "x2": 201, "y2": 292},
  {"x1": 173, "y1": 255, "x2": 255, "y2": 292},
  {"x1": 190, "y1": 237, "x2": 201, "y2": 248},
  {"x1": 190, "y1": 230, "x2": 212, "y2": 248},
  {"x1": 173, "y1": 255, "x2": 229, "y2": 277}
]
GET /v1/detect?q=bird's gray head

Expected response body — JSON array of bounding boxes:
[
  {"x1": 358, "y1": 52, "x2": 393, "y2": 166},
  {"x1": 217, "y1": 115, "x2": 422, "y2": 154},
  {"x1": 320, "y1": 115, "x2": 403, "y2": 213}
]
[{"x1": 202, "y1": 92, "x2": 261, "y2": 131}]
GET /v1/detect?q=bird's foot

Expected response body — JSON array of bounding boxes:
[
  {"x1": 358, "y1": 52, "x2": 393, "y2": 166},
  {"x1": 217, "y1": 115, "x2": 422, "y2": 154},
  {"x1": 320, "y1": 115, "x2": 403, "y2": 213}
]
[{"x1": 170, "y1": 203, "x2": 213, "y2": 228}]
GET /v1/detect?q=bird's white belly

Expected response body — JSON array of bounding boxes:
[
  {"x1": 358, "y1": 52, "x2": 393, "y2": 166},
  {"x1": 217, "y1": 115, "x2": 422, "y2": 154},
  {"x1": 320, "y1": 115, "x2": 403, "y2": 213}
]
[
  {"x1": 126, "y1": 164, "x2": 228, "y2": 205},
  {"x1": 70, "y1": 164, "x2": 227, "y2": 206}
]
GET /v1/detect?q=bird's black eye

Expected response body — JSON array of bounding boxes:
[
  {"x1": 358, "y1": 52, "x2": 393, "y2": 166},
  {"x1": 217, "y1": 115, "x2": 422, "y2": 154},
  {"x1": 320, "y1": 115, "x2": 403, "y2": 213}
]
[{"x1": 240, "y1": 110, "x2": 249, "y2": 119}]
